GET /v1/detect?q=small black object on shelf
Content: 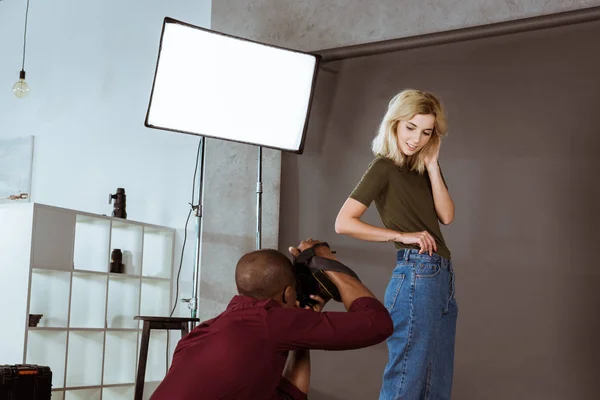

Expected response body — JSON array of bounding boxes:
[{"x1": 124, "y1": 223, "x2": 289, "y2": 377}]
[
  {"x1": 110, "y1": 249, "x2": 124, "y2": 273},
  {"x1": 28, "y1": 314, "x2": 43, "y2": 328},
  {"x1": 109, "y1": 187, "x2": 127, "y2": 219}
]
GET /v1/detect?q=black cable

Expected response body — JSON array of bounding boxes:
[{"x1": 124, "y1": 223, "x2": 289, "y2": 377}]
[
  {"x1": 21, "y1": 0, "x2": 30, "y2": 71},
  {"x1": 166, "y1": 138, "x2": 203, "y2": 373},
  {"x1": 169, "y1": 137, "x2": 203, "y2": 317},
  {"x1": 169, "y1": 209, "x2": 192, "y2": 318}
]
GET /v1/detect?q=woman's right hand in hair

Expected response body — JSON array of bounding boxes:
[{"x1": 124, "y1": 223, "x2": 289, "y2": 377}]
[{"x1": 394, "y1": 231, "x2": 437, "y2": 256}]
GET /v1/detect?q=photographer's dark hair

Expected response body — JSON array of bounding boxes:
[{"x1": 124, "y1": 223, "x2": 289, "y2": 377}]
[{"x1": 235, "y1": 249, "x2": 295, "y2": 299}]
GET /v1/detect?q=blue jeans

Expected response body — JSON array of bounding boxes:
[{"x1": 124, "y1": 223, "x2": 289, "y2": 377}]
[{"x1": 379, "y1": 249, "x2": 458, "y2": 400}]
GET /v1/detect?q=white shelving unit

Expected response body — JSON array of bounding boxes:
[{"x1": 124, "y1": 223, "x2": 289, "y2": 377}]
[{"x1": 0, "y1": 203, "x2": 176, "y2": 399}]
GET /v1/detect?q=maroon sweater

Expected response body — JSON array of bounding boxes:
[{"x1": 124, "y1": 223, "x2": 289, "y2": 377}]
[{"x1": 151, "y1": 295, "x2": 393, "y2": 399}]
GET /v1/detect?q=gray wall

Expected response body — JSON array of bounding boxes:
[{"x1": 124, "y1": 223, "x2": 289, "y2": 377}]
[
  {"x1": 207, "y1": 1, "x2": 600, "y2": 321},
  {"x1": 212, "y1": 0, "x2": 600, "y2": 51},
  {"x1": 197, "y1": 139, "x2": 281, "y2": 319},
  {"x1": 207, "y1": 0, "x2": 600, "y2": 320},
  {"x1": 279, "y1": 19, "x2": 600, "y2": 400}
]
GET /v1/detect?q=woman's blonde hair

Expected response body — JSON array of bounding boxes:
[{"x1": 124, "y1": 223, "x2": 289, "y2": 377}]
[{"x1": 372, "y1": 89, "x2": 448, "y2": 174}]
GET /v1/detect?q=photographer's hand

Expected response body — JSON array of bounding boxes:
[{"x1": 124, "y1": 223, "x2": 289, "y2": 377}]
[
  {"x1": 307, "y1": 295, "x2": 326, "y2": 312},
  {"x1": 290, "y1": 238, "x2": 337, "y2": 261},
  {"x1": 289, "y1": 241, "x2": 332, "y2": 311},
  {"x1": 295, "y1": 295, "x2": 326, "y2": 311},
  {"x1": 289, "y1": 238, "x2": 376, "y2": 310}
]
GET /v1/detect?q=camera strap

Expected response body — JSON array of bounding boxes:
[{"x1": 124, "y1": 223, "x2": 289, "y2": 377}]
[{"x1": 293, "y1": 243, "x2": 361, "y2": 304}]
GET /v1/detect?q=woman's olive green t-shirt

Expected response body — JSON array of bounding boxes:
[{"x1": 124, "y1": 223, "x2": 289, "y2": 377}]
[{"x1": 349, "y1": 155, "x2": 451, "y2": 260}]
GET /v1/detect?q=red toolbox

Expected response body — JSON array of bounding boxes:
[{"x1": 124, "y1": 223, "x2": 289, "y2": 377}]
[{"x1": 0, "y1": 364, "x2": 52, "y2": 400}]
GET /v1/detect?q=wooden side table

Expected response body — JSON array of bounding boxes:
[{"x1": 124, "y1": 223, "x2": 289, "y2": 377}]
[{"x1": 133, "y1": 316, "x2": 199, "y2": 400}]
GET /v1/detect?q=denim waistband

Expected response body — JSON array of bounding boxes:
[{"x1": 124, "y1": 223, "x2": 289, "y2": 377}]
[{"x1": 397, "y1": 248, "x2": 452, "y2": 270}]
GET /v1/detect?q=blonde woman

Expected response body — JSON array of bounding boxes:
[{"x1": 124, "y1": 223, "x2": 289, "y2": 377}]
[{"x1": 335, "y1": 89, "x2": 457, "y2": 400}]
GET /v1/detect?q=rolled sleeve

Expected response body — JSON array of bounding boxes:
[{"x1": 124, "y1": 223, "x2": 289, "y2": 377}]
[
  {"x1": 349, "y1": 157, "x2": 390, "y2": 207},
  {"x1": 270, "y1": 377, "x2": 308, "y2": 400},
  {"x1": 265, "y1": 297, "x2": 393, "y2": 352}
]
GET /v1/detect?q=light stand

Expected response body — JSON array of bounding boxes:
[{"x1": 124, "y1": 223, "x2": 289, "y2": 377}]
[
  {"x1": 188, "y1": 137, "x2": 206, "y2": 320},
  {"x1": 187, "y1": 142, "x2": 261, "y2": 325},
  {"x1": 144, "y1": 17, "x2": 320, "y2": 326},
  {"x1": 256, "y1": 146, "x2": 263, "y2": 250}
]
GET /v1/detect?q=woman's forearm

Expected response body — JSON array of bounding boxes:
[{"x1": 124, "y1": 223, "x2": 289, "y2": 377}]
[
  {"x1": 335, "y1": 215, "x2": 400, "y2": 243},
  {"x1": 427, "y1": 163, "x2": 455, "y2": 225},
  {"x1": 335, "y1": 198, "x2": 437, "y2": 254}
]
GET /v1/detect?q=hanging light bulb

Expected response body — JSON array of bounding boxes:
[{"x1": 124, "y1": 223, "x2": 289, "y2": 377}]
[
  {"x1": 13, "y1": 0, "x2": 31, "y2": 98},
  {"x1": 13, "y1": 70, "x2": 30, "y2": 98}
]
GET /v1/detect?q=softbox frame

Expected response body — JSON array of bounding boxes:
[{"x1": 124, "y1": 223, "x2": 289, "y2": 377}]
[{"x1": 144, "y1": 17, "x2": 321, "y2": 154}]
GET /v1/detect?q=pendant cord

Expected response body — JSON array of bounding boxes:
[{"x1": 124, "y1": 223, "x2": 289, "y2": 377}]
[{"x1": 21, "y1": 0, "x2": 30, "y2": 72}]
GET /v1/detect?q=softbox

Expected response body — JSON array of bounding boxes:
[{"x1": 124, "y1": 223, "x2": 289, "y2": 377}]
[{"x1": 145, "y1": 17, "x2": 320, "y2": 154}]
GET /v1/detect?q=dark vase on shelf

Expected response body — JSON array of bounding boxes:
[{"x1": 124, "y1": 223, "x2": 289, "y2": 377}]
[{"x1": 110, "y1": 249, "x2": 124, "y2": 273}]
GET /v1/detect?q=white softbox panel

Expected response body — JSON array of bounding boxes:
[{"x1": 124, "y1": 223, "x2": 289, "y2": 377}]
[{"x1": 145, "y1": 18, "x2": 320, "y2": 153}]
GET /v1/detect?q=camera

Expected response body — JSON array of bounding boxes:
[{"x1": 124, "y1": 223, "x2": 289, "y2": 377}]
[{"x1": 292, "y1": 243, "x2": 359, "y2": 309}]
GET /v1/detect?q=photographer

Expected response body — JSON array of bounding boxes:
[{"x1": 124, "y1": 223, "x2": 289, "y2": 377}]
[{"x1": 151, "y1": 239, "x2": 393, "y2": 400}]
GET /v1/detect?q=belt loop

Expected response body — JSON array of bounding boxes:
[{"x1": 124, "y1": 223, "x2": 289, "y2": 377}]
[{"x1": 403, "y1": 249, "x2": 410, "y2": 261}]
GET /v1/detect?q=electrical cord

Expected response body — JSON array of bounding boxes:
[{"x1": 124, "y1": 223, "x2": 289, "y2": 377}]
[
  {"x1": 169, "y1": 209, "x2": 192, "y2": 318},
  {"x1": 21, "y1": 0, "x2": 30, "y2": 71},
  {"x1": 165, "y1": 138, "x2": 203, "y2": 373},
  {"x1": 170, "y1": 136, "x2": 203, "y2": 317}
]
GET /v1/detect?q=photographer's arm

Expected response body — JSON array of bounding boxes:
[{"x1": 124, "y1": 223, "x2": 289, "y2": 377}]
[
  {"x1": 290, "y1": 241, "x2": 377, "y2": 310},
  {"x1": 267, "y1": 296, "x2": 392, "y2": 352},
  {"x1": 271, "y1": 241, "x2": 393, "y2": 352},
  {"x1": 277, "y1": 294, "x2": 333, "y2": 398},
  {"x1": 281, "y1": 350, "x2": 310, "y2": 395}
]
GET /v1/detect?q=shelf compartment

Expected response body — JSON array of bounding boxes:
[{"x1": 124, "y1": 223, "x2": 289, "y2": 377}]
[
  {"x1": 66, "y1": 331, "x2": 104, "y2": 388},
  {"x1": 69, "y1": 272, "x2": 107, "y2": 329},
  {"x1": 102, "y1": 385, "x2": 135, "y2": 400},
  {"x1": 142, "y1": 381, "x2": 161, "y2": 400},
  {"x1": 110, "y1": 220, "x2": 143, "y2": 276},
  {"x1": 64, "y1": 388, "x2": 102, "y2": 400},
  {"x1": 103, "y1": 331, "x2": 139, "y2": 385},
  {"x1": 73, "y1": 215, "x2": 110, "y2": 273},
  {"x1": 106, "y1": 275, "x2": 141, "y2": 329},
  {"x1": 26, "y1": 330, "x2": 67, "y2": 389},
  {"x1": 29, "y1": 268, "x2": 71, "y2": 328},
  {"x1": 51, "y1": 391, "x2": 65, "y2": 400},
  {"x1": 31, "y1": 206, "x2": 76, "y2": 271},
  {"x1": 140, "y1": 278, "x2": 171, "y2": 317},
  {"x1": 142, "y1": 227, "x2": 174, "y2": 279}
]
